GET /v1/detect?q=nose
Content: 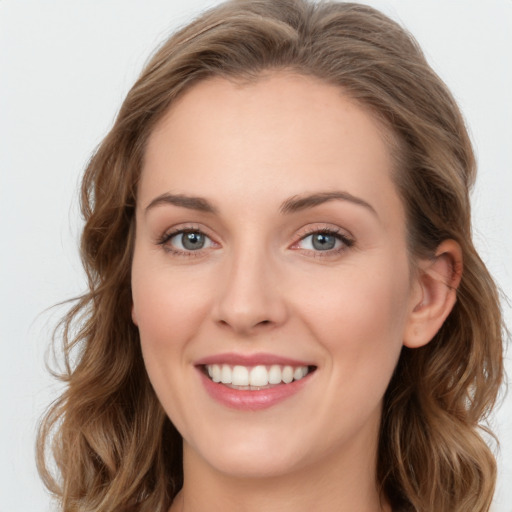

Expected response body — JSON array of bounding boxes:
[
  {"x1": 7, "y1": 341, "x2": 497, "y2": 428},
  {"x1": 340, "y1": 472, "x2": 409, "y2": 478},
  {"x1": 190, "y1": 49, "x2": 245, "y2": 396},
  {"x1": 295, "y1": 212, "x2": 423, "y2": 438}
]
[{"x1": 212, "y1": 245, "x2": 289, "y2": 336}]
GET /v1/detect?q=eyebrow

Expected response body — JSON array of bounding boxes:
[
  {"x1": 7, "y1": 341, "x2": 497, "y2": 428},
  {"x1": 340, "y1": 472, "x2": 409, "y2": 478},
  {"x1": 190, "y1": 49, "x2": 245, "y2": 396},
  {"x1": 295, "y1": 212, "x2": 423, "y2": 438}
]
[
  {"x1": 145, "y1": 193, "x2": 219, "y2": 215},
  {"x1": 279, "y1": 191, "x2": 377, "y2": 216},
  {"x1": 144, "y1": 190, "x2": 377, "y2": 217}
]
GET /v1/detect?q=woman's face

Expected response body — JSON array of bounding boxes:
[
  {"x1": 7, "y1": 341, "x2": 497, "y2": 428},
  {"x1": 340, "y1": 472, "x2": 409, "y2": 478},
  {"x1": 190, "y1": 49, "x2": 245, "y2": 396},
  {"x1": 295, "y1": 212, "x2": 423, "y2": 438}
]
[{"x1": 131, "y1": 73, "x2": 422, "y2": 478}]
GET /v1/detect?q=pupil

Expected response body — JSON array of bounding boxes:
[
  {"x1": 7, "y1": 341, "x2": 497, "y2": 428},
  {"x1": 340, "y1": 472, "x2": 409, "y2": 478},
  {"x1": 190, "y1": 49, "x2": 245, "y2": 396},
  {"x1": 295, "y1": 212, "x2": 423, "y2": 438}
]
[
  {"x1": 182, "y1": 232, "x2": 204, "y2": 250},
  {"x1": 312, "y1": 233, "x2": 336, "y2": 251}
]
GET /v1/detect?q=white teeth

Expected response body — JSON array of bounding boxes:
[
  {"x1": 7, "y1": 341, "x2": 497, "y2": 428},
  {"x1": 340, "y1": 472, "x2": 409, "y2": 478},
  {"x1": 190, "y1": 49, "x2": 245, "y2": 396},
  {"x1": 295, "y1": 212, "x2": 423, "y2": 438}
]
[
  {"x1": 211, "y1": 364, "x2": 221, "y2": 383},
  {"x1": 293, "y1": 366, "x2": 307, "y2": 381},
  {"x1": 205, "y1": 363, "x2": 311, "y2": 387},
  {"x1": 282, "y1": 365, "x2": 294, "y2": 384},
  {"x1": 232, "y1": 365, "x2": 249, "y2": 386},
  {"x1": 221, "y1": 365, "x2": 232, "y2": 384},
  {"x1": 268, "y1": 365, "x2": 282, "y2": 384},
  {"x1": 249, "y1": 365, "x2": 269, "y2": 387}
]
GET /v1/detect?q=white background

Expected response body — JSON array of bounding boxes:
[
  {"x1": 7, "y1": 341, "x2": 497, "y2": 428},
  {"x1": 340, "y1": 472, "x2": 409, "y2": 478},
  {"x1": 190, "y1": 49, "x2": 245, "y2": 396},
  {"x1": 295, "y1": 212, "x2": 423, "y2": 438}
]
[{"x1": 1, "y1": 1, "x2": 510, "y2": 510}]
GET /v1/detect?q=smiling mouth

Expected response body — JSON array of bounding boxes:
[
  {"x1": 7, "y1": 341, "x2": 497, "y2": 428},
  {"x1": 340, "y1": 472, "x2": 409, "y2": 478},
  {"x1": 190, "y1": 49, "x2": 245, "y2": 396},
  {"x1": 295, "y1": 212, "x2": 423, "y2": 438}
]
[{"x1": 201, "y1": 364, "x2": 316, "y2": 390}]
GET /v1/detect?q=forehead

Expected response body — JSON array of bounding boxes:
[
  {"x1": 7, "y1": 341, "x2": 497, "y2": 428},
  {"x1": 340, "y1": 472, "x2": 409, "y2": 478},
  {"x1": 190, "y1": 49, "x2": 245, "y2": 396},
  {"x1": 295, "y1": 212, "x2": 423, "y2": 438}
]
[{"x1": 140, "y1": 72, "x2": 404, "y2": 228}]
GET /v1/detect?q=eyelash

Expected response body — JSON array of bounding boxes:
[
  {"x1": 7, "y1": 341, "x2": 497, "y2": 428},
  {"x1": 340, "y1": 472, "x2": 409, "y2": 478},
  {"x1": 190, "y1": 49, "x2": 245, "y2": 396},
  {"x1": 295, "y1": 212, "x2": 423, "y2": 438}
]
[
  {"x1": 157, "y1": 225, "x2": 354, "y2": 258},
  {"x1": 157, "y1": 225, "x2": 215, "y2": 257},
  {"x1": 292, "y1": 227, "x2": 354, "y2": 258}
]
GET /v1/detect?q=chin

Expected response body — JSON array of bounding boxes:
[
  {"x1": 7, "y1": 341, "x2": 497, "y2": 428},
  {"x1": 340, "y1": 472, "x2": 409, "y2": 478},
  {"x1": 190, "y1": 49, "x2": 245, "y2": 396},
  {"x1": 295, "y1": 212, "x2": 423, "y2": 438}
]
[
  {"x1": 207, "y1": 452, "x2": 306, "y2": 480},
  {"x1": 186, "y1": 432, "x2": 312, "y2": 479}
]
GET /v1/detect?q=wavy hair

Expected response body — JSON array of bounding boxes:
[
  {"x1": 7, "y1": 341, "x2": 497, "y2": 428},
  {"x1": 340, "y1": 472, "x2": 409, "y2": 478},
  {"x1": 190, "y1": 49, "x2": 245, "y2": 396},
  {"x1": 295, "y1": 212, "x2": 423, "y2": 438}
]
[{"x1": 37, "y1": 1, "x2": 505, "y2": 511}]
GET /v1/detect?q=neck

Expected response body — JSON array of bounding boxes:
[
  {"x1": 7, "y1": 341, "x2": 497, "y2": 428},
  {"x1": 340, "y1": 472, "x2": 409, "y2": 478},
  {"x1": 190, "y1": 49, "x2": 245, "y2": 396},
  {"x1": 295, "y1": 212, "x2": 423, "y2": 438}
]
[{"x1": 170, "y1": 431, "x2": 391, "y2": 512}]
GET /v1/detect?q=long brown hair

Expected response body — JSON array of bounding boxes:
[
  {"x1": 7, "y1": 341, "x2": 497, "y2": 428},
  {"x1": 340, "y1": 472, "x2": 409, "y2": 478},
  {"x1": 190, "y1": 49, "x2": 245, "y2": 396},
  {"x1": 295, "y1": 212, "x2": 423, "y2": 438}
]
[{"x1": 37, "y1": 1, "x2": 504, "y2": 511}]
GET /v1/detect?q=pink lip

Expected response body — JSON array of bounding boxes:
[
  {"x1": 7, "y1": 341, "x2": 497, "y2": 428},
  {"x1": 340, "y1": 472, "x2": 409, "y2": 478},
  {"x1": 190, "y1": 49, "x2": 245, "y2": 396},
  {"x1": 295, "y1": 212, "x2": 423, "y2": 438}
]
[
  {"x1": 198, "y1": 370, "x2": 313, "y2": 411},
  {"x1": 195, "y1": 352, "x2": 313, "y2": 367},
  {"x1": 194, "y1": 353, "x2": 316, "y2": 411}
]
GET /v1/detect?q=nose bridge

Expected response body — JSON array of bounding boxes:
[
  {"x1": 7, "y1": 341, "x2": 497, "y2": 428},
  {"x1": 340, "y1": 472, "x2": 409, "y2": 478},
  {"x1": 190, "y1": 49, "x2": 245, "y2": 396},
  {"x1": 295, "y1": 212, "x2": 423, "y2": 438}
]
[{"x1": 214, "y1": 237, "x2": 287, "y2": 334}]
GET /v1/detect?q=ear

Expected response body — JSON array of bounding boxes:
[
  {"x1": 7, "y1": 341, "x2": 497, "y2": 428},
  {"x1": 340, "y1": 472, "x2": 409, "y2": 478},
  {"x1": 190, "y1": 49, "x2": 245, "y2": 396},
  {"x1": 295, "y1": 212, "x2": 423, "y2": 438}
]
[{"x1": 403, "y1": 239, "x2": 463, "y2": 349}]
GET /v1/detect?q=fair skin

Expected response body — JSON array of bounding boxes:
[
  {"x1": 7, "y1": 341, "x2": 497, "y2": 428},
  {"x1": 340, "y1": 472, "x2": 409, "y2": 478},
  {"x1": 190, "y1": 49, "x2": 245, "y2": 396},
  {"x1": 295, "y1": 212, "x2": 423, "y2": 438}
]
[{"x1": 131, "y1": 73, "x2": 461, "y2": 512}]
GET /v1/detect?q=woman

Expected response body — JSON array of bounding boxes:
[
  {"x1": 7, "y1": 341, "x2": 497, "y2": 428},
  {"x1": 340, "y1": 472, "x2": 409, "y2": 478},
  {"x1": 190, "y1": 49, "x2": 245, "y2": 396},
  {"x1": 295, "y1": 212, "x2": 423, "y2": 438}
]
[{"x1": 37, "y1": 1, "x2": 505, "y2": 511}]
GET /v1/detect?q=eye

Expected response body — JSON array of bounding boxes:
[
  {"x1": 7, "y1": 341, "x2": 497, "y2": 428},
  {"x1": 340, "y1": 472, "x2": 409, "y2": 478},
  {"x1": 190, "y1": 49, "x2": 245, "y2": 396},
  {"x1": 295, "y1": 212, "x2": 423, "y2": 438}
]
[
  {"x1": 293, "y1": 228, "x2": 354, "y2": 255},
  {"x1": 173, "y1": 231, "x2": 207, "y2": 251},
  {"x1": 300, "y1": 232, "x2": 340, "y2": 251},
  {"x1": 158, "y1": 228, "x2": 216, "y2": 255}
]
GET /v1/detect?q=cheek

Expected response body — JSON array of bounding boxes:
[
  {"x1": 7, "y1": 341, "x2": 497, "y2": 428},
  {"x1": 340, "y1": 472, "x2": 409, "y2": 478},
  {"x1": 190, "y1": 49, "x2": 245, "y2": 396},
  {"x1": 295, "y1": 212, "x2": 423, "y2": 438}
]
[
  {"x1": 131, "y1": 256, "x2": 211, "y2": 366},
  {"x1": 295, "y1": 258, "x2": 411, "y2": 395},
  {"x1": 131, "y1": 257, "x2": 213, "y2": 432}
]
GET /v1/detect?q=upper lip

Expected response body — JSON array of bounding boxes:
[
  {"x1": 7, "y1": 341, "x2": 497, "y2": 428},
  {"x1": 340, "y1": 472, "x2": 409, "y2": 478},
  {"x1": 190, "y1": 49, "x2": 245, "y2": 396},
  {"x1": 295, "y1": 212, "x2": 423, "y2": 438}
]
[{"x1": 194, "y1": 352, "x2": 315, "y2": 367}]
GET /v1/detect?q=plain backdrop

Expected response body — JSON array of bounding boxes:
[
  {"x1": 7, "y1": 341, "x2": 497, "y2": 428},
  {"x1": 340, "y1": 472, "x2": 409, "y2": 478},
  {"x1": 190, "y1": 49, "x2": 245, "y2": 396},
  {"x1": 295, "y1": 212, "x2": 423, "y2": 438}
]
[{"x1": 1, "y1": 1, "x2": 511, "y2": 510}]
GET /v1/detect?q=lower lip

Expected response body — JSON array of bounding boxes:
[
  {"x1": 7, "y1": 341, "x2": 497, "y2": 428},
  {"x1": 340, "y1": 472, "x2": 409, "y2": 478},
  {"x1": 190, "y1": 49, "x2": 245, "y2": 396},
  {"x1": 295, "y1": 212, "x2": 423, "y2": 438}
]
[{"x1": 198, "y1": 370, "x2": 312, "y2": 411}]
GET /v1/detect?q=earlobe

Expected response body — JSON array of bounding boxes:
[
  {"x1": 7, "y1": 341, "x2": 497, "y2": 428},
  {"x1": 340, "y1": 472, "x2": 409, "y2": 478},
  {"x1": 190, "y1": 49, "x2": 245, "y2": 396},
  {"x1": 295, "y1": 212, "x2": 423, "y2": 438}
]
[{"x1": 403, "y1": 239, "x2": 463, "y2": 349}]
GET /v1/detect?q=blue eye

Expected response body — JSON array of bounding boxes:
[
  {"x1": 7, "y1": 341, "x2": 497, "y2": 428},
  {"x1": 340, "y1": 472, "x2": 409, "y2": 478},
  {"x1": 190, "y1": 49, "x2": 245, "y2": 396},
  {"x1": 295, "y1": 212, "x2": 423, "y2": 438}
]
[
  {"x1": 297, "y1": 230, "x2": 352, "y2": 253},
  {"x1": 174, "y1": 231, "x2": 206, "y2": 250},
  {"x1": 160, "y1": 229, "x2": 215, "y2": 254},
  {"x1": 309, "y1": 232, "x2": 338, "y2": 250}
]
